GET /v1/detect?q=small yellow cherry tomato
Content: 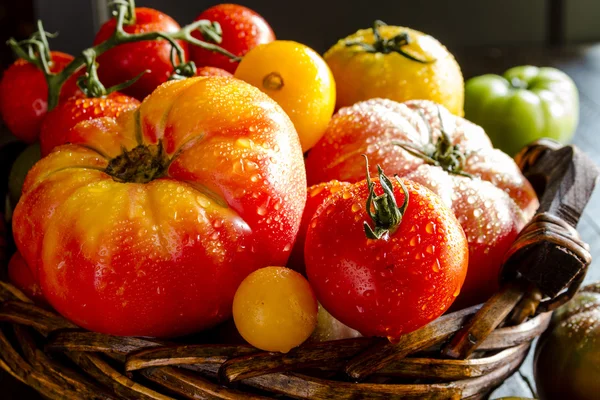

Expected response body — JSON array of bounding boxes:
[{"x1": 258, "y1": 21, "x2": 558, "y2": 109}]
[
  {"x1": 234, "y1": 40, "x2": 336, "y2": 152},
  {"x1": 232, "y1": 266, "x2": 318, "y2": 352},
  {"x1": 324, "y1": 21, "x2": 464, "y2": 116}
]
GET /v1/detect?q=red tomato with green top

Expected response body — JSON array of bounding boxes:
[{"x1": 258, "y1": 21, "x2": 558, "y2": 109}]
[
  {"x1": 94, "y1": 8, "x2": 187, "y2": 100},
  {"x1": 288, "y1": 180, "x2": 352, "y2": 274},
  {"x1": 0, "y1": 51, "x2": 80, "y2": 143},
  {"x1": 305, "y1": 166, "x2": 469, "y2": 339},
  {"x1": 190, "y1": 4, "x2": 275, "y2": 73},
  {"x1": 40, "y1": 92, "x2": 140, "y2": 156},
  {"x1": 306, "y1": 99, "x2": 539, "y2": 308},
  {"x1": 12, "y1": 77, "x2": 306, "y2": 337}
]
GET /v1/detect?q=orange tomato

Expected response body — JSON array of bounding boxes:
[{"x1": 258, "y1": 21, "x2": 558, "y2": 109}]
[
  {"x1": 235, "y1": 40, "x2": 336, "y2": 152},
  {"x1": 12, "y1": 77, "x2": 306, "y2": 337}
]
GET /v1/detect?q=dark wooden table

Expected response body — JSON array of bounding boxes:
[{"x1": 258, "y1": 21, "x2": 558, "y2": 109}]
[{"x1": 2, "y1": 44, "x2": 600, "y2": 399}]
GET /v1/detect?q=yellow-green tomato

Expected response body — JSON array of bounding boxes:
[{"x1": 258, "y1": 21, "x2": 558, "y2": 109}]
[
  {"x1": 232, "y1": 266, "x2": 318, "y2": 352},
  {"x1": 465, "y1": 66, "x2": 579, "y2": 156}
]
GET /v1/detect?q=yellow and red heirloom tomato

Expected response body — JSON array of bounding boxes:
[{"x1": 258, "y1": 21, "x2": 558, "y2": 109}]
[
  {"x1": 12, "y1": 77, "x2": 306, "y2": 337},
  {"x1": 306, "y1": 99, "x2": 539, "y2": 308},
  {"x1": 233, "y1": 266, "x2": 318, "y2": 352}
]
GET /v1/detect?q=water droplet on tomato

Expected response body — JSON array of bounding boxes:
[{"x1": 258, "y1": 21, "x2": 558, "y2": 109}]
[
  {"x1": 453, "y1": 286, "x2": 461, "y2": 297},
  {"x1": 310, "y1": 187, "x2": 324, "y2": 197},
  {"x1": 351, "y1": 203, "x2": 361, "y2": 213},
  {"x1": 426, "y1": 244, "x2": 435, "y2": 254},
  {"x1": 257, "y1": 206, "x2": 267, "y2": 216},
  {"x1": 473, "y1": 209, "x2": 482, "y2": 218},
  {"x1": 342, "y1": 191, "x2": 352, "y2": 200},
  {"x1": 432, "y1": 259, "x2": 440, "y2": 272},
  {"x1": 425, "y1": 221, "x2": 436, "y2": 234},
  {"x1": 283, "y1": 243, "x2": 291, "y2": 252},
  {"x1": 213, "y1": 220, "x2": 223, "y2": 228},
  {"x1": 409, "y1": 235, "x2": 420, "y2": 246},
  {"x1": 356, "y1": 305, "x2": 364, "y2": 313},
  {"x1": 250, "y1": 174, "x2": 260, "y2": 183}
]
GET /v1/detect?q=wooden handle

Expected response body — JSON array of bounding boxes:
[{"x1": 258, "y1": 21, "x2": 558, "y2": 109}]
[{"x1": 443, "y1": 139, "x2": 598, "y2": 359}]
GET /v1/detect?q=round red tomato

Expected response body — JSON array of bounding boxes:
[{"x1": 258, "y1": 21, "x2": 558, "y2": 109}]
[
  {"x1": 288, "y1": 180, "x2": 351, "y2": 274},
  {"x1": 196, "y1": 66, "x2": 233, "y2": 77},
  {"x1": 305, "y1": 99, "x2": 539, "y2": 308},
  {"x1": 40, "y1": 92, "x2": 140, "y2": 156},
  {"x1": 13, "y1": 77, "x2": 306, "y2": 337},
  {"x1": 305, "y1": 170, "x2": 468, "y2": 339},
  {"x1": 190, "y1": 4, "x2": 275, "y2": 73},
  {"x1": 0, "y1": 51, "x2": 79, "y2": 143},
  {"x1": 94, "y1": 8, "x2": 187, "y2": 100}
]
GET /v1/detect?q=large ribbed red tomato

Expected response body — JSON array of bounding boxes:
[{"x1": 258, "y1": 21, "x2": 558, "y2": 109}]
[
  {"x1": 190, "y1": 4, "x2": 275, "y2": 73},
  {"x1": 12, "y1": 77, "x2": 306, "y2": 337},
  {"x1": 305, "y1": 99, "x2": 539, "y2": 307},
  {"x1": 0, "y1": 52, "x2": 79, "y2": 143},
  {"x1": 305, "y1": 172, "x2": 468, "y2": 339},
  {"x1": 40, "y1": 92, "x2": 140, "y2": 156},
  {"x1": 94, "y1": 8, "x2": 187, "y2": 100}
]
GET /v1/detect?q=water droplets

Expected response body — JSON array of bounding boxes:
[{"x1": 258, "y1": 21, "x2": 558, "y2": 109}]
[
  {"x1": 342, "y1": 191, "x2": 352, "y2": 200},
  {"x1": 425, "y1": 221, "x2": 436, "y2": 234},
  {"x1": 473, "y1": 209, "x2": 482, "y2": 218},
  {"x1": 426, "y1": 244, "x2": 435, "y2": 254},
  {"x1": 257, "y1": 206, "x2": 267, "y2": 216},
  {"x1": 409, "y1": 235, "x2": 421, "y2": 246},
  {"x1": 250, "y1": 174, "x2": 261, "y2": 183},
  {"x1": 432, "y1": 259, "x2": 440, "y2": 272},
  {"x1": 283, "y1": 243, "x2": 291, "y2": 252},
  {"x1": 453, "y1": 286, "x2": 461, "y2": 297},
  {"x1": 351, "y1": 203, "x2": 361, "y2": 213},
  {"x1": 466, "y1": 196, "x2": 476, "y2": 204}
]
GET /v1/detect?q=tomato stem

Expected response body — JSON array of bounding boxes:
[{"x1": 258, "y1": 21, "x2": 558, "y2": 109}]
[
  {"x1": 105, "y1": 141, "x2": 170, "y2": 183},
  {"x1": 363, "y1": 155, "x2": 409, "y2": 240},
  {"x1": 5, "y1": 0, "x2": 241, "y2": 111},
  {"x1": 345, "y1": 20, "x2": 436, "y2": 64},
  {"x1": 394, "y1": 107, "x2": 473, "y2": 178}
]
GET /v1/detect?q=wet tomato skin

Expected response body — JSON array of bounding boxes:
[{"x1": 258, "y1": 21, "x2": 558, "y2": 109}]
[
  {"x1": 40, "y1": 92, "x2": 140, "y2": 156},
  {"x1": 306, "y1": 99, "x2": 538, "y2": 307},
  {"x1": 94, "y1": 8, "x2": 187, "y2": 100},
  {"x1": 8, "y1": 252, "x2": 46, "y2": 305},
  {"x1": 190, "y1": 4, "x2": 275, "y2": 73},
  {"x1": 287, "y1": 180, "x2": 352, "y2": 274},
  {"x1": 0, "y1": 51, "x2": 80, "y2": 143},
  {"x1": 305, "y1": 178, "x2": 468, "y2": 339},
  {"x1": 12, "y1": 77, "x2": 306, "y2": 337}
]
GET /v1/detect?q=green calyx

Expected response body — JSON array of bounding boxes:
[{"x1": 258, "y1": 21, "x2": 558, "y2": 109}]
[
  {"x1": 6, "y1": 0, "x2": 240, "y2": 110},
  {"x1": 345, "y1": 20, "x2": 435, "y2": 64},
  {"x1": 105, "y1": 142, "x2": 170, "y2": 183},
  {"x1": 394, "y1": 109, "x2": 472, "y2": 178},
  {"x1": 363, "y1": 155, "x2": 409, "y2": 240}
]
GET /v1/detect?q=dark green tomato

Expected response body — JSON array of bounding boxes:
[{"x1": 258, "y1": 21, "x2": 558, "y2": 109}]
[
  {"x1": 8, "y1": 142, "x2": 40, "y2": 209},
  {"x1": 534, "y1": 282, "x2": 600, "y2": 400},
  {"x1": 465, "y1": 66, "x2": 578, "y2": 156}
]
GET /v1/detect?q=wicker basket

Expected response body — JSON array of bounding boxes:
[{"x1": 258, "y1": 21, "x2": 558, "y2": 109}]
[{"x1": 0, "y1": 139, "x2": 596, "y2": 400}]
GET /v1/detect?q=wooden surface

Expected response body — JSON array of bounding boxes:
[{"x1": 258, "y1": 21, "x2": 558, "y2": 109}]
[{"x1": 3, "y1": 44, "x2": 600, "y2": 398}]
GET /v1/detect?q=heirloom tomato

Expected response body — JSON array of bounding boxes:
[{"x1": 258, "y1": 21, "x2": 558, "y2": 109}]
[
  {"x1": 233, "y1": 266, "x2": 317, "y2": 352},
  {"x1": 235, "y1": 40, "x2": 336, "y2": 152},
  {"x1": 465, "y1": 66, "x2": 579, "y2": 156},
  {"x1": 94, "y1": 8, "x2": 187, "y2": 100},
  {"x1": 0, "y1": 51, "x2": 79, "y2": 143},
  {"x1": 40, "y1": 92, "x2": 140, "y2": 156},
  {"x1": 190, "y1": 4, "x2": 275, "y2": 74},
  {"x1": 324, "y1": 21, "x2": 464, "y2": 115},
  {"x1": 306, "y1": 99, "x2": 539, "y2": 307},
  {"x1": 288, "y1": 180, "x2": 351, "y2": 274},
  {"x1": 12, "y1": 77, "x2": 306, "y2": 337},
  {"x1": 534, "y1": 282, "x2": 600, "y2": 400},
  {"x1": 305, "y1": 165, "x2": 468, "y2": 338}
]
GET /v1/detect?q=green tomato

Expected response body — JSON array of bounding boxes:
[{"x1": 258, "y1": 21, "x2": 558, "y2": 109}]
[
  {"x1": 465, "y1": 66, "x2": 579, "y2": 156},
  {"x1": 8, "y1": 142, "x2": 41, "y2": 209},
  {"x1": 534, "y1": 282, "x2": 600, "y2": 400}
]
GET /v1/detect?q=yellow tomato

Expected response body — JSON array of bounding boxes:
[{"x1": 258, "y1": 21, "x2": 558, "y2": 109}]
[
  {"x1": 324, "y1": 21, "x2": 464, "y2": 116},
  {"x1": 232, "y1": 266, "x2": 318, "y2": 352},
  {"x1": 234, "y1": 40, "x2": 336, "y2": 152}
]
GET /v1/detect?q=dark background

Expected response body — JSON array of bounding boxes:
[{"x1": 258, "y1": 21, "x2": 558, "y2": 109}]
[{"x1": 1, "y1": 0, "x2": 600, "y2": 72}]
